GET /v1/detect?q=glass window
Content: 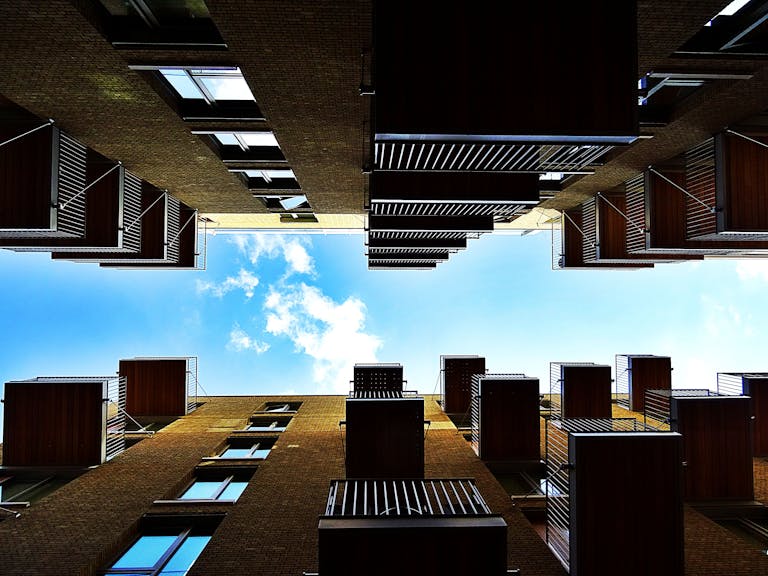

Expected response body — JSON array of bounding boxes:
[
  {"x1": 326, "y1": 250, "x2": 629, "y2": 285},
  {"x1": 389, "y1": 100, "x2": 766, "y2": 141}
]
[
  {"x1": 105, "y1": 530, "x2": 211, "y2": 575},
  {"x1": 158, "y1": 68, "x2": 255, "y2": 102},
  {"x1": 247, "y1": 420, "x2": 286, "y2": 432},
  {"x1": 217, "y1": 440, "x2": 273, "y2": 460},
  {"x1": 212, "y1": 132, "x2": 280, "y2": 149}
]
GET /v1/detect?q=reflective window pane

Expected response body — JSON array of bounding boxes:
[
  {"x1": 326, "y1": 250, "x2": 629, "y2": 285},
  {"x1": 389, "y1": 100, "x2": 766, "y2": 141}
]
[
  {"x1": 160, "y1": 70, "x2": 204, "y2": 100},
  {"x1": 219, "y1": 447, "x2": 253, "y2": 458},
  {"x1": 159, "y1": 535, "x2": 210, "y2": 575},
  {"x1": 112, "y1": 535, "x2": 177, "y2": 569},
  {"x1": 213, "y1": 133, "x2": 239, "y2": 146},
  {"x1": 198, "y1": 76, "x2": 254, "y2": 101},
  {"x1": 179, "y1": 481, "x2": 220, "y2": 500},
  {"x1": 219, "y1": 481, "x2": 248, "y2": 500},
  {"x1": 240, "y1": 132, "x2": 279, "y2": 147}
]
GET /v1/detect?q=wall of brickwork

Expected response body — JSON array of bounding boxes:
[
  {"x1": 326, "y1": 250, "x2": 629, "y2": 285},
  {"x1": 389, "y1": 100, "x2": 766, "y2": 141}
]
[{"x1": 0, "y1": 395, "x2": 259, "y2": 575}]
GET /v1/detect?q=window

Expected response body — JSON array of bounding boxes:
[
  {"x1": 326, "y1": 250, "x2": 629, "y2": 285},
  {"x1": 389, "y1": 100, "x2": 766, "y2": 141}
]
[
  {"x1": 676, "y1": 0, "x2": 768, "y2": 57},
  {"x1": 104, "y1": 528, "x2": 211, "y2": 575},
  {"x1": 96, "y1": 0, "x2": 226, "y2": 49},
  {"x1": 193, "y1": 131, "x2": 285, "y2": 162},
  {"x1": 130, "y1": 66, "x2": 263, "y2": 121},
  {"x1": 211, "y1": 436, "x2": 278, "y2": 460},
  {"x1": 246, "y1": 415, "x2": 292, "y2": 432},
  {"x1": 259, "y1": 401, "x2": 302, "y2": 413},
  {"x1": 178, "y1": 477, "x2": 248, "y2": 501},
  {"x1": 280, "y1": 213, "x2": 318, "y2": 223},
  {"x1": 0, "y1": 474, "x2": 72, "y2": 505},
  {"x1": 234, "y1": 169, "x2": 301, "y2": 191}
]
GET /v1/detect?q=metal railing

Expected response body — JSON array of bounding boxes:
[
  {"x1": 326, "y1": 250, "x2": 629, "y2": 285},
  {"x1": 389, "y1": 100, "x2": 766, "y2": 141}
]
[
  {"x1": 615, "y1": 354, "x2": 630, "y2": 410},
  {"x1": 644, "y1": 389, "x2": 716, "y2": 430},
  {"x1": 717, "y1": 373, "x2": 746, "y2": 396},
  {"x1": 105, "y1": 375, "x2": 128, "y2": 460},
  {"x1": 581, "y1": 198, "x2": 598, "y2": 262},
  {"x1": 373, "y1": 141, "x2": 610, "y2": 173},
  {"x1": 324, "y1": 478, "x2": 492, "y2": 517},
  {"x1": 685, "y1": 138, "x2": 717, "y2": 240},
  {"x1": 551, "y1": 213, "x2": 564, "y2": 270}
]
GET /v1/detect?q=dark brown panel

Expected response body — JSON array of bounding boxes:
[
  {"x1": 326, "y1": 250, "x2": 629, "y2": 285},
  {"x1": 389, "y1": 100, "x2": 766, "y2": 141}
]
[
  {"x1": 368, "y1": 215, "x2": 494, "y2": 232},
  {"x1": 345, "y1": 398, "x2": 424, "y2": 478},
  {"x1": 744, "y1": 377, "x2": 768, "y2": 457},
  {"x1": 0, "y1": 124, "x2": 54, "y2": 229},
  {"x1": 479, "y1": 378, "x2": 540, "y2": 462},
  {"x1": 562, "y1": 207, "x2": 652, "y2": 269},
  {"x1": 628, "y1": 356, "x2": 671, "y2": 412},
  {"x1": 119, "y1": 359, "x2": 187, "y2": 417},
  {"x1": 319, "y1": 517, "x2": 507, "y2": 576},
  {"x1": 599, "y1": 192, "x2": 696, "y2": 261},
  {"x1": 442, "y1": 356, "x2": 485, "y2": 414},
  {"x1": 647, "y1": 169, "x2": 768, "y2": 250},
  {"x1": 561, "y1": 365, "x2": 612, "y2": 419},
  {"x1": 374, "y1": 1, "x2": 637, "y2": 138},
  {"x1": 671, "y1": 396, "x2": 753, "y2": 500},
  {"x1": 371, "y1": 172, "x2": 539, "y2": 203},
  {"x1": 569, "y1": 433, "x2": 683, "y2": 576},
  {"x1": 2, "y1": 380, "x2": 104, "y2": 466},
  {"x1": 53, "y1": 183, "x2": 164, "y2": 260},
  {"x1": 720, "y1": 132, "x2": 768, "y2": 232}
]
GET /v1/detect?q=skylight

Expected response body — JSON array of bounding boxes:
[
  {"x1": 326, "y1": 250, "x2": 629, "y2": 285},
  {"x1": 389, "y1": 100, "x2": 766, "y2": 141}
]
[
  {"x1": 705, "y1": 0, "x2": 751, "y2": 25},
  {"x1": 211, "y1": 132, "x2": 280, "y2": 149},
  {"x1": 159, "y1": 68, "x2": 255, "y2": 102}
]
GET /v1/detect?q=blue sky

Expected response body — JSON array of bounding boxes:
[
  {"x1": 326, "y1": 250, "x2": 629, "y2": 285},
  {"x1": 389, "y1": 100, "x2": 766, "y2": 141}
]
[{"x1": 1, "y1": 230, "x2": 767, "y2": 436}]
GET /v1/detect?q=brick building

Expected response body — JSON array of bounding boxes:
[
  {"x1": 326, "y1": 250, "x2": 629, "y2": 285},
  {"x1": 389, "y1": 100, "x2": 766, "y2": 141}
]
[
  {"x1": 4, "y1": 2, "x2": 768, "y2": 268},
  {"x1": 1, "y1": 357, "x2": 768, "y2": 575}
]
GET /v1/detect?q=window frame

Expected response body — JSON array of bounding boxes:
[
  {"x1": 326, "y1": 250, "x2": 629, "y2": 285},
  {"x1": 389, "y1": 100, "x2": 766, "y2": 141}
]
[
  {"x1": 129, "y1": 65, "x2": 264, "y2": 121},
  {"x1": 103, "y1": 527, "x2": 210, "y2": 575},
  {"x1": 192, "y1": 130, "x2": 286, "y2": 163}
]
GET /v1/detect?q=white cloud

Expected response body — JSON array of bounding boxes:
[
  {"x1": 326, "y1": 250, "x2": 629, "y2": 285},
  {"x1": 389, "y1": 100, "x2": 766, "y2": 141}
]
[
  {"x1": 197, "y1": 268, "x2": 260, "y2": 299},
  {"x1": 264, "y1": 283, "x2": 382, "y2": 393},
  {"x1": 700, "y1": 294, "x2": 752, "y2": 339},
  {"x1": 230, "y1": 234, "x2": 314, "y2": 275},
  {"x1": 736, "y1": 260, "x2": 768, "y2": 283},
  {"x1": 227, "y1": 324, "x2": 270, "y2": 354}
]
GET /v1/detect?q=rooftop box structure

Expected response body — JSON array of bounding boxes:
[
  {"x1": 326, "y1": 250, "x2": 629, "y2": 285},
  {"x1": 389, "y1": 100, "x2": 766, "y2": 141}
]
[
  {"x1": 319, "y1": 478, "x2": 508, "y2": 576},
  {"x1": 550, "y1": 362, "x2": 612, "y2": 419},
  {"x1": 373, "y1": 1, "x2": 637, "y2": 174},
  {"x1": 616, "y1": 354, "x2": 672, "y2": 412},
  {"x1": 545, "y1": 418, "x2": 683, "y2": 576},
  {"x1": 470, "y1": 374, "x2": 540, "y2": 463},
  {"x1": 719, "y1": 372, "x2": 768, "y2": 456},
  {"x1": 0, "y1": 122, "x2": 87, "y2": 240},
  {"x1": 645, "y1": 390, "x2": 753, "y2": 501},
  {"x1": 440, "y1": 355, "x2": 486, "y2": 415},
  {"x1": 345, "y1": 393, "x2": 424, "y2": 479},
  {"x1": 118, "y1": 357, "x2": 198, "y2": 418},
  {"x1": 2, "y1": 376, "x2": 126, "y2": 467}
]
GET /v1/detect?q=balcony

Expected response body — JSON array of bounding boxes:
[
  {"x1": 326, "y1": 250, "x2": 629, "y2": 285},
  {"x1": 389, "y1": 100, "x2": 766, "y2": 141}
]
[
  {"x1": 118, "y1": 357, "x2": 199, "y2": 419},
  {"x1": 545, "y1": 418, "x2": 683, "y2": 576},
  {"x1": 318, "y1": 478, "x2": 508, "y2": 576}
]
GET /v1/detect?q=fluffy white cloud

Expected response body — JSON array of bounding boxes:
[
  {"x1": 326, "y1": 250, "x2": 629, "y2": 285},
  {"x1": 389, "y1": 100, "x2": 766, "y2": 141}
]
[
  {"x1": 227, "y1": 324, "x2": 270, "y2": 354},
  {"x1": 700, "y1": 294, "x2": 752, "y2": 339},
  {"x1": 197, "y1": 268, "x2": 260, "y2": 299},
  {"x1": 264, "y1": 283, "x2": 382, "y2": 393},
  {"x1": 736, "y1": 260, "x2": 768, "y2": 283},
  {"x1": 230, "y1": 233, "x2": 314, "y2": 275}
]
